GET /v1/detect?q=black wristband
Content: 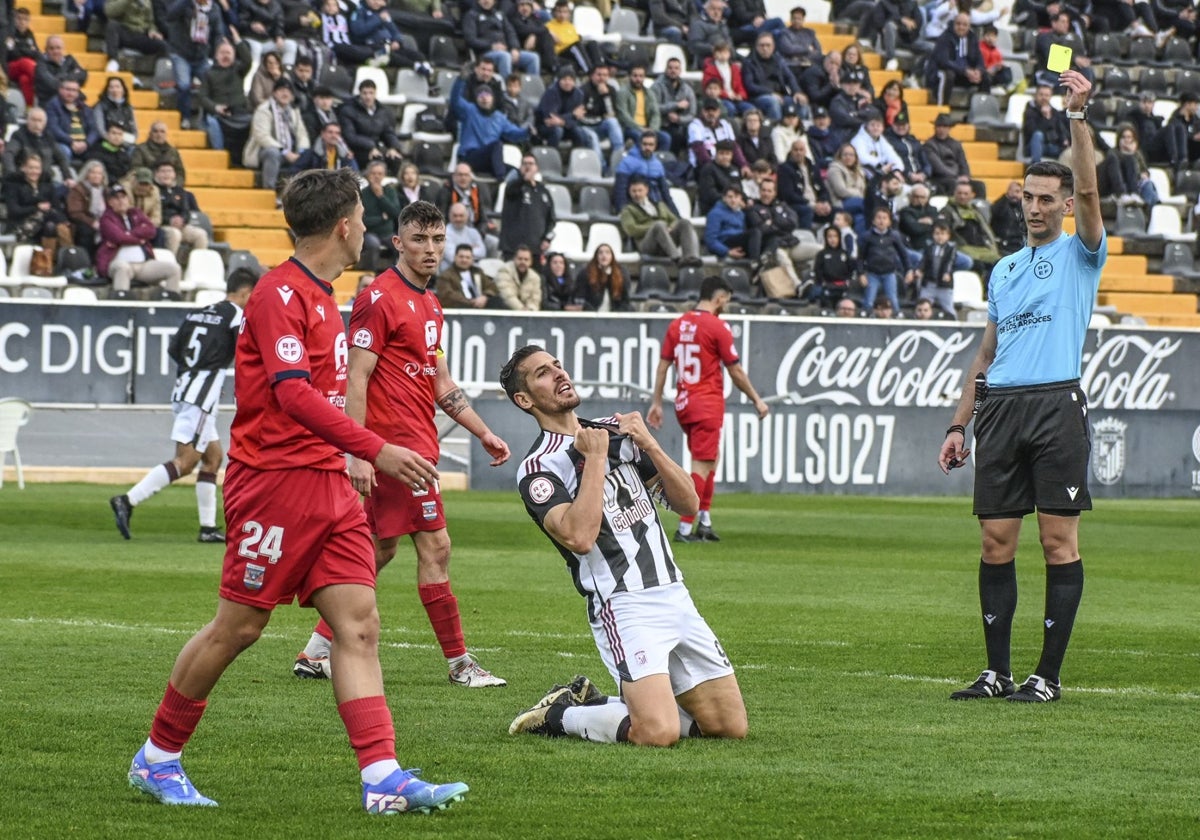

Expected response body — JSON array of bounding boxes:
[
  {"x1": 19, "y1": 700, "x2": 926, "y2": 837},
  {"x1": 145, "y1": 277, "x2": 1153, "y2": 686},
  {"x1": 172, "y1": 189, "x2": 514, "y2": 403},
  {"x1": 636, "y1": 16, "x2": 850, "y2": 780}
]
[{"x1": 946, "y1": 424, "x2": 966, "y2": 437}]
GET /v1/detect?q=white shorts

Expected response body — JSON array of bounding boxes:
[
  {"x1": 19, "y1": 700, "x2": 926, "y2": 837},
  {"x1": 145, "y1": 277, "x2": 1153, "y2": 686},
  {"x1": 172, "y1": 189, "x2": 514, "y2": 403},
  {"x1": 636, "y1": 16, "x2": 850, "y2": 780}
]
[
  {"x1": 170, "y1": 402, "x2": 219, "y2": 450},
  {"x1": 589, "y1": 582, "x2": 734, "y2": 696}
]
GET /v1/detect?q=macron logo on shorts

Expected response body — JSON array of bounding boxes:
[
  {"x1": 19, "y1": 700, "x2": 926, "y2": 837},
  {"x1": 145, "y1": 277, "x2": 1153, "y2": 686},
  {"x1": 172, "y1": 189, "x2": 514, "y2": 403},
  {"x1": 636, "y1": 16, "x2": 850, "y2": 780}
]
[
  {"x1": 353, "y1": 328, "x2": 373, "y2": 349},
  {"x1": 275, "y1": 335, "x2": 303, "y2": 363}
]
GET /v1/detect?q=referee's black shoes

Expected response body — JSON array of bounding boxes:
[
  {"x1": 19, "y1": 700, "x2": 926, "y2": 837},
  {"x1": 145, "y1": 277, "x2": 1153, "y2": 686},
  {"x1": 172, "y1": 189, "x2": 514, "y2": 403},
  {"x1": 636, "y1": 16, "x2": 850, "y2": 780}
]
[
  {"x1": 109, "y1": 494, "x2": 133, "y2": 540},
  {"x1": 950, "y1": 669, "x2": 1015, "y2": 700},
  {"x1": 696, "y1": 524, "x2": 721, "y2": 542}
]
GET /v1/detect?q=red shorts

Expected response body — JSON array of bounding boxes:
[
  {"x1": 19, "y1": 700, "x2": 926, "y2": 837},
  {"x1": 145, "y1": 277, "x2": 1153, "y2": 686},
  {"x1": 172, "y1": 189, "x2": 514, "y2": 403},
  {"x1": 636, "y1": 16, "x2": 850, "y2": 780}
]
[
  {"x1": 680, "y1": 416, "x2": 723, "y2": 462},
  {"x1": 219, "y1": 460, "x2": 376, "y2": 609},
  {"x1": 364, "y1": 472, "x2": 446, "y2": 539}
]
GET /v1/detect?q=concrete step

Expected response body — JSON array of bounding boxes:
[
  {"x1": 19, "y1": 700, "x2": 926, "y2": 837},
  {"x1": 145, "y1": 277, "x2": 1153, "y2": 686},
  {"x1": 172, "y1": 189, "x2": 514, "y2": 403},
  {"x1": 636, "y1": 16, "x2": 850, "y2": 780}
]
[
  {"x1": 207, "y1": 208, "x2": 286, "y2": 228},
  {"x1": 83, "y1": 73, "x2": 138, "y2": 99},
  {"x1": 217, "y1": 228, "x2": 294, "y2": 250},
  {"x1": 255, "y1": 248, "x2": 296, "y2": 267},
  {"x1": 136, "y1": 108, "x2": 179, "y2": 130},
  {"x1": 1142, "y1": 313, "x2": 1200, "y2": 326},
  {"x1": 192, "y1": 188, "x2": 278, "y2": 209},
  {"x1": 1097, "y1": 292, "x2": 1198, "y2": 314},
  {"x1": 967, "y1": 159, "x2": 1025, "y2": 177},
  {"x1": 188, "y1": 168, "x2": 257, "y2": 188},
  {"x1": 960, "y1": 142, "x2": 1000, "y2": 158},
  {"x1": 1099, "y1": 274, "x2": 1176, "y2": 293},
  {"x1": 1104, "y1": 254, "x2": 1149, "y2": 273},
  {"x1": 179, "y1": 149, "x2": 232, "y2": 169}
]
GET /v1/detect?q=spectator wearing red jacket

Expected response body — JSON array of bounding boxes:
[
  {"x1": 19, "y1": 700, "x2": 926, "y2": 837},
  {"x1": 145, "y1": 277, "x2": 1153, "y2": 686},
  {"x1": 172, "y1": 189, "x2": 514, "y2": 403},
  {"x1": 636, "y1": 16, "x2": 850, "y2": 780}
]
[
  {"x1": 701, "y1": 42, "x2": 754, "y2": 116},
  {"x1": 96, "y1": 184, "x2": 182, "y2": 298}
]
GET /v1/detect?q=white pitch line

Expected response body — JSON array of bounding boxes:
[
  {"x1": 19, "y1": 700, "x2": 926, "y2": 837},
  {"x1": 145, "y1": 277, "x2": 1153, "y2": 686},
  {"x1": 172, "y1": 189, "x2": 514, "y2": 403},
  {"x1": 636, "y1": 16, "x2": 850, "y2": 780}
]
[{"x1": 7, "y1": 617, "x2": 1197, "y2": 700}]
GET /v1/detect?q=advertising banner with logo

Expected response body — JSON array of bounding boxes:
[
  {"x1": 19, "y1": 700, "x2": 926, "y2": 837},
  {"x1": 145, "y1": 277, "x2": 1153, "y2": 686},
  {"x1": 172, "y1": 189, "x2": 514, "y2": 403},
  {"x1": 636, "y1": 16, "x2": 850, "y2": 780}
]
[{"x1": 2, "y1": 303, "x2": 1198, "y2": 496}]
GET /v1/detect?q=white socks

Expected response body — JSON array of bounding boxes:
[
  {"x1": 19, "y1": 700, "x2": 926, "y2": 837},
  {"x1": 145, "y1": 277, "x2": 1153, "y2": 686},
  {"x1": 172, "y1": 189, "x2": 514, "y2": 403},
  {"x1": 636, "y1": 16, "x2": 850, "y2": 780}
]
[
  {"x1": 361, "y1": 759, "x2": 401, "y2": 785},
  {"x1": 142, "y1": 738, "x2": 182, "y2": 765},
  {"x1": 128, "y1": 464, "x2": 173, "y2": 506},
  {"x1": 303, "y1": 632, "x2": 331, "y2": 659},
  {"x1": 559, "y1": 702, "x2": 699, "y2": 743},
  {"x1": 195, "y1": 480, "x2": 217, "y2": 528}
]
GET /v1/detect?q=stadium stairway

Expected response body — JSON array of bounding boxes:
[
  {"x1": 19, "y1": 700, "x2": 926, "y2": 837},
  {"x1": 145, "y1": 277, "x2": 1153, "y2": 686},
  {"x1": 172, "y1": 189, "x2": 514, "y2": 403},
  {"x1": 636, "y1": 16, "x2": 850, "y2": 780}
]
[{"x1": 30, "y1": 5, "x2": 291, "y2": 267}]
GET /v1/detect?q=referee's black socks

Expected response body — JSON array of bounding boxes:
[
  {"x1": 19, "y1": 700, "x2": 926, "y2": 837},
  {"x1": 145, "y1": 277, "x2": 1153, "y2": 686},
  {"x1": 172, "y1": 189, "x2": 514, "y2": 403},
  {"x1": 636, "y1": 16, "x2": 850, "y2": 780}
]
[
  {"x1": 978, "y1": 559, "x2": 1017, "y2": 677},
  {"x1": 1035, "y1": 560, "x2": 1084, "y2": 685}
]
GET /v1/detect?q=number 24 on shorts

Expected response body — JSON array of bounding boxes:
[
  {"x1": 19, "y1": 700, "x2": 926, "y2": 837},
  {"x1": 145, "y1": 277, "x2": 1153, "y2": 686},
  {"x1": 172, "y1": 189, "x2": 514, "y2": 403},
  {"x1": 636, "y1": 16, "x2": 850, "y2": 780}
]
[{"x1": 239, "y1": 521, "x2": 285, "y2": 564}]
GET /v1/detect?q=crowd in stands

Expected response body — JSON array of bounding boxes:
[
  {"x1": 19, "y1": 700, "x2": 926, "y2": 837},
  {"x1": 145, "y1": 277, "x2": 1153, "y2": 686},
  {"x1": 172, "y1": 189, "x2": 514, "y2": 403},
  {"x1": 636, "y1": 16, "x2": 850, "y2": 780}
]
[{"x1": 1, "y1": 0, "x2": 1199, "y2": 313}]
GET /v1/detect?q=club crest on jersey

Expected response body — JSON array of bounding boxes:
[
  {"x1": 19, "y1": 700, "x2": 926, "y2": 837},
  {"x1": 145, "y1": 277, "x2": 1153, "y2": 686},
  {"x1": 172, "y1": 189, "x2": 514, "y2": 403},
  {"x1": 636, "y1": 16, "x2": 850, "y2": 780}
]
[
  {"x1": 634, "y1": 650, "x2": 647, "y2": 666},
  {"x1": 353, "y1": 328, "x2": 372, "y2": 349},
  {"x1": 1090, "y1": 417, "x2": 1127, "y2": 486},
  {"x1": 275, "y1": 335, "x2": 304, "y2": 363},
  {"x1": 278, "y1": 285, "x2": 295, "y2": 306},
  {"x1": 528, "y1": 476, "x2": 554, "y2": 504},
  {"x1": 421, "y1": 501, "x2": 437, "y2": 520},
  {"x1": 370, "y1": 289, "x2": 383, "y2": 304},
  {"x1": 243, "y1": 563, "x2": 266, "y2": 591}
]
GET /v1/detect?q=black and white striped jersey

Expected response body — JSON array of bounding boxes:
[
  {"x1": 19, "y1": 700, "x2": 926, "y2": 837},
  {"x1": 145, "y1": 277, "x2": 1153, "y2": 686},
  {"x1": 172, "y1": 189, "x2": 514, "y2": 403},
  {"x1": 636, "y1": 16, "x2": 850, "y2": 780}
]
[
  {"x1": 517, "y1": 417, "x2": 681, "y2": 622},
  {"x1": 168, "y1": 299, "x2": 243, "y2": 412}
]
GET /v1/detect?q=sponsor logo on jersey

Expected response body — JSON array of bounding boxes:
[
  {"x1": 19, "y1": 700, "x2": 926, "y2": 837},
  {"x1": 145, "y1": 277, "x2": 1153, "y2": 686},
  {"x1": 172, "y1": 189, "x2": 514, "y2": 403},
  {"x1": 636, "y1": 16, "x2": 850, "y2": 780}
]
[
  {"x1": 275, "y1": 335, "x2": 304, "y2": 363},
  {"x1": 408, "y1": 300, "x2": 416, "y2": 312},
  {"x1": 1090, "y1": 417, "x2": 1126, "y2": 486},
  {"x1": 277, "y1": 285, "x2": 294, "y2": 306},
  {"x1": 422, "y1": 501, "x2": 437, "y2": 521},
  {"x1": 609, "y1": 497, "x2": 654, "y2": 532},
  {"x1": 243, "y1": 563, "x2": 266, "y2": 591},
  {"x1": 528, "y1": 476, "x2": 554, "y2": 504},
  {"x1": 353, "y1": 328, "x2": 373, "y2": 349}
]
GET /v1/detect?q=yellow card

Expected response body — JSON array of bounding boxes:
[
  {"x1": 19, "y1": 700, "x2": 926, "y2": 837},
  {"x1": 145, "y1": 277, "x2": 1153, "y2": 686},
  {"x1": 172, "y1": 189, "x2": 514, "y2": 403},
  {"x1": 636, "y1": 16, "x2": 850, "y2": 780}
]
[{"x1": 1047, "y1": 44, "x2": 1073, "y2": 74}]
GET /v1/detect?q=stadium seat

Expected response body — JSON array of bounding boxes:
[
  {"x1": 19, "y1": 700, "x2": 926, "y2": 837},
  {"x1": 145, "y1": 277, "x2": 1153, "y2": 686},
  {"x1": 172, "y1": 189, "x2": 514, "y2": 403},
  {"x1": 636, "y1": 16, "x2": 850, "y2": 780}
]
[
  {"x1": 552, "y1": 221, "x2": 587, "y2": 263},
  {"x1": 1119, "y1": 313, "x2": 1148, "y2": 325},
  {"x1": 1160, "y1": 36, "x2": 1193, "y2": 65},
  {"x1": 20, "y1": 286, "x2": 53, "y2": 298},
  {"x1": 531, "y1": 145, "x2": 564, "y2": 179},
  {"x1": 320, "y1": 62, "x2": 355, "y2": 99},
  {"x1": 193, "y1": 288, "x2": 226, "y2": 306},
  {"x1": 1091, "y1": 33, "x2": 1125, "y2": 64},
  {"x1": 1176, "y1": 70, "x2": 1200, "y2": 100},
  {"x1": 0, "y1": 287, "x2": 8, "y2": 298},
  {"x1": 61, "y1": 286, "x2": 99, "y2": 303},
  {"x1": 9, "y1": 245, "x2": 66, "y2": 290},
  {"x1": 182, "y1": 249, "x2": 229, "y2": 293},
  {"x1": 1138, "y1": 68, "x2": 1169, "y2": 97},
  {"x1": 0, "y1": 251, "x2": 15, "y2": 292},
  {"x1": 354, "y1": 66, "x2": 406, "y2": 106},
  {"x1": 429, "y1": 36, "x2": 460, "y2": 68},
  {"x1": 670, "y1": 187, "x2": 706, "y2": 228},
  {"x1": 1174, "y1": 169, "x2": 1200, "y2": 199},
  {"x1": 583, "y1": 222, "x2": 637, "y2": 264},
  {"x1": 1146, "y1": 204, "x2": 1193, "y2": 241},
  {"x1": 520, "y1": 73, "x2": 545, "y2": 107},
  {"x1": 1159, "y1": 242, "x2": 1200, "y2": 278},
  {"x1": 651, "y1": 43, "x2": 701, "y2": 81},
  {"x1": 1101, "y1": 67, "x2": 1133, "y2": 97},
  {"x1": 1126, "y1": 37, "x2": 1156, "y2": 65},
  {"x1": 1148, "y1": 168, "x2": 1187, "y2": 208},
  {"x1": 952, "y1": 270, "x2": 987, "y2": 311},
  {"x1": 567, "y1": 147, "x2": 605, "y2": 183},
  {"x1": 721, "y1": 265, "x2": 753, "y2": 299},
  {"x1": 967, "y1": 93, "x2": 1006, "y2": 129},
  {"x1": 477, "y1": 257, "x2": 504, "y2": 278},
  {"x1": 225, "y1": 250, "x2": 262, "y2": 280},
  {"x1": 573, "y1": 5, "x2": 620, "y2": 43},
  {"x1": 394, "y1": 68, "x2": 444, "y2": 105},
  {"x1": 1002, "y1": 92, "x2": 1029, "y2": 130},
  {"x1": 1089, "y1": 312, "x2": 1113, "y2": 329},
  {"x1": 1114, "y1": 203, "x2": 1147, "y2": 237},
  {"x1": 546, "y1": 182, "x2": 580, "y2": 220},
  {"x1": 577, "y1": 185, "x2": 617, "y2": 222},
  {"x1": 412, "y1": 141, "x2": 448, "y2": 174},
  {"x1": 6, "y1": 88, "x2": 26, "y2": 124},
  {"x1": 632, "y1": 263, "x2": 674, "y2": 300},
  {"x1": 676, "y1": 266, "x2": 707, "y2": 299},
  {"x1": 502, "y1": 143, "x2": 523, "y2": 171}
]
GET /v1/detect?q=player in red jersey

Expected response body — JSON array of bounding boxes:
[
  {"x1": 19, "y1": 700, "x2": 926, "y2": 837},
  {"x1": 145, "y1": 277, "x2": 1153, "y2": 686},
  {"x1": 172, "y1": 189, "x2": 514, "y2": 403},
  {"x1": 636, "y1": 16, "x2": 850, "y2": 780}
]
[
  {"x1": 294, "y1": 200, "x2": 511, "y2": 688},
  {"x1": 648, "y1": 276, "x2": 769, "y2": 543},
  {"x1": 127, "y1": 169, "x2": 469, "y2": 815}
]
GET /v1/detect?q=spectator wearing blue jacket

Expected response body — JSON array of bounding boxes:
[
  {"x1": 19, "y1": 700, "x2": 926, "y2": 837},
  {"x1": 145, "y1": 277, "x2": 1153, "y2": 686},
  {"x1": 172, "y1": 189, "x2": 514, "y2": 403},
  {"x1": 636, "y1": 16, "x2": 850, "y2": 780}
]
[
  {"x1": 535, "y1": 66, "x2": 601, "y2": 160},
  {"x1": 703, "y1": 185, "x2": 749, "y2": 258},
  {"x1": 45, "y1": 79, "x2": 99, "y2": 165},
  {"x1": 462, "y1": 0, "x2": 540, "y2": 78},
  {"x1": 613, "y1": 132, "x2": 680, "y2": 215},
  {"x1": 349, "y1": 0, "x2": 432, "y2": 75},
  {"x1": 741, "y1": 32, "x2": 803, "y2": 121},
  {"x1": 451, "y1": 76, "x2": 529, "y2": 180}
]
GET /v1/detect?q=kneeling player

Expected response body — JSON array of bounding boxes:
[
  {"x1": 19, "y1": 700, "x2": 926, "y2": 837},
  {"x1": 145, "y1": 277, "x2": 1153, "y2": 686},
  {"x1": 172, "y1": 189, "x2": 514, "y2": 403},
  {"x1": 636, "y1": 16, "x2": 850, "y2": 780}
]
[{"x1": 498, "y1": 346, "x2": 748, "y2": 746}]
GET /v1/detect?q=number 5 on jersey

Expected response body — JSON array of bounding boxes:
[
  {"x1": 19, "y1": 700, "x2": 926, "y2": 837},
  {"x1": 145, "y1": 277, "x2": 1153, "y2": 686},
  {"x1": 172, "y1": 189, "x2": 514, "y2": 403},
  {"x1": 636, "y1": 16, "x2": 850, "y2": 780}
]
[{"x1": 239, "y1": 521, "x2": 285, "y2": 564}]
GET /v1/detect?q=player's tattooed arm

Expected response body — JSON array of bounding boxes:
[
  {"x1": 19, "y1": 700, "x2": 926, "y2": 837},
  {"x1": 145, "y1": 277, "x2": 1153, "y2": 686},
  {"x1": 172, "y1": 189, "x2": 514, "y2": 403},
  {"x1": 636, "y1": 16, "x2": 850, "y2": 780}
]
[{"x1": 437, "y1": 387, "x2": 470, "y2": 419}]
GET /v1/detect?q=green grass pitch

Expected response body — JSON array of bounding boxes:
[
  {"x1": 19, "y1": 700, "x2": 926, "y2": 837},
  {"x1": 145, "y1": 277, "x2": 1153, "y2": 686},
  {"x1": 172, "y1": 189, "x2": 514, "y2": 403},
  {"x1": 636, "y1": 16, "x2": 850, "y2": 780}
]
[{"x1": 0, "y1": 486, "x2": 1197, "y2": 839}]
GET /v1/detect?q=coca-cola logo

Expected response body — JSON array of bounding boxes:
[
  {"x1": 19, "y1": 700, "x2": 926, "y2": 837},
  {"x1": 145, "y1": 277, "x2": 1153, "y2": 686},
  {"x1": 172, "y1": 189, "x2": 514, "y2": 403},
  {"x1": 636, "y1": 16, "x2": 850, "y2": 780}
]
[
  {"x1": 1082, "y1": 335, "x2": 1180, "y2": 411},
  {"x1": 774, "y1": 327, "x2": 976, "y2": 407}
]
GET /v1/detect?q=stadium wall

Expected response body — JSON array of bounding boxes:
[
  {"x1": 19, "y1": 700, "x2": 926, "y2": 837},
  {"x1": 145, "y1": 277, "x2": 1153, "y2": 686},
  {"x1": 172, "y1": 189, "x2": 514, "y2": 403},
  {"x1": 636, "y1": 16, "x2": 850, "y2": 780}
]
[{"x1": 2, "y1": 302, "x2": 1198, "y2": 498}]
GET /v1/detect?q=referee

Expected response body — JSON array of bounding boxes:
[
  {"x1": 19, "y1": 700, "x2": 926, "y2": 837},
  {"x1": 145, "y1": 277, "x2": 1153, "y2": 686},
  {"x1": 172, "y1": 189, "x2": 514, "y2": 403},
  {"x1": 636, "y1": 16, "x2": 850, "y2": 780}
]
[{"x1": 938, "y1": 70, "x2": 1103, "y2": 704}]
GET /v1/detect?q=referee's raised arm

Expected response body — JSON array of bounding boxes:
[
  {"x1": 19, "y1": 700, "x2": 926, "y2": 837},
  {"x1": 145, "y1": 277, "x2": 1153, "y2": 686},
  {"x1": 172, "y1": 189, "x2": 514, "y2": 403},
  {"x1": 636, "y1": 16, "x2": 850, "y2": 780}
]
[{"x1": 1060, "y1": 70, "x2": 1103, "y2": 251}]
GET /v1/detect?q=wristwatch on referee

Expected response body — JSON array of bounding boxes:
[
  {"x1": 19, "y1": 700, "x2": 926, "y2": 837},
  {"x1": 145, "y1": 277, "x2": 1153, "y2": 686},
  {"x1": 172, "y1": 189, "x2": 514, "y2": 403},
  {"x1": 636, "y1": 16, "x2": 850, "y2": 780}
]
[{"x1": 1066, "y1": 107, "x2": 1088, "y2": 120}]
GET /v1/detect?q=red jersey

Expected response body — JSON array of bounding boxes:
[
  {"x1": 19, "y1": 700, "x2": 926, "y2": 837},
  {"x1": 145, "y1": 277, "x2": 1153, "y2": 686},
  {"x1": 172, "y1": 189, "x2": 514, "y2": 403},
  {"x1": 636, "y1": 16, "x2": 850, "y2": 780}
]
[
  {"x1": 229, "y1": 258, "x2": 351, "y2": 471},
  {"x1": 349, "y1": 266, "x2": 443, "y2": 462},
  {"x1": 660, "y1": 309, "x2": 739, "y2": 423}
]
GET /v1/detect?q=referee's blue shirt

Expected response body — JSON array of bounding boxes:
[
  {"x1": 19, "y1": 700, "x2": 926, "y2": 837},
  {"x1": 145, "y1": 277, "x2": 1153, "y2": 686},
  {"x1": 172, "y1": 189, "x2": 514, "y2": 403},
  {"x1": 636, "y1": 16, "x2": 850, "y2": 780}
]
[{"x1": 986, "y1": 230, "x2": 1106, "y2": 387}]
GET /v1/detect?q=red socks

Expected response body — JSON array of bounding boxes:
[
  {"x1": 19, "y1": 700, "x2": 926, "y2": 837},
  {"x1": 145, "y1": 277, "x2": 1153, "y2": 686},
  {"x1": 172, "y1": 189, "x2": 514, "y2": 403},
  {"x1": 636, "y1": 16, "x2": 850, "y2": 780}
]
[
  {"x1": 337, "y1": 695, "x2": 396, "y2": 770},
  {"x1": 419, "y1": 581, "x2": 466, "y2": 659},
  {"x1": 701, "y1": 471, "x2": 715, "y2": 512},
  {"x1": 149, "y1": 683, "x2": 207, "y2": 753},
  {"x1": 313, "y1": 618, "x2": 333, "y2": 641},
  {"x1": 682, "y1": 472, "x2": 707, "y2": 524}
]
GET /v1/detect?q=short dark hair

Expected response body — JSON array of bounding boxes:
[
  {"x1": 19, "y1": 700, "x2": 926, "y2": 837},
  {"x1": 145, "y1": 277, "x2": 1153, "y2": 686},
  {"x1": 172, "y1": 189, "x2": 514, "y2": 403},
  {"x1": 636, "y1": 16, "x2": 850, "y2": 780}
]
[
  {"x1": 514, "y1": 244, "x2": 534, "y2": 258},
  {"x1": 227, "y1": 266, "x2": 259, "y2": 295},
  {"x1": 715, "y1": 139, "x2": 736, "y2": 152},
  {"x1": 699, "y1": 276, "x2": 733, "y2": 301},
  {"x1": 295, "y1": 56, "x2": 314, "y2": 68},
  {"x1": 628, "y1": 174, "x2": 650, "y2": 188},
  {"x1": 499, "y1": 344, "x2": 545, "y2": 408},
  {"x1": 281, "y1": 168, "x2": 361, "y2": 238},
  {"x1": 397, "y1": 199, "x2": 445, "y2": 234},
  {"x1": 358, "y1": 79, "x2": 376, "y2": 92},
  {"x1": 506, "y1": 72, "x2": 522, "y2": 83},
  {"x1": 1024, "y1": 159, "x2": 1074, "y2": 195},
  {"x1": 455, "y1": 243, "x2": 474, "y2": 254},
  {"x1": 932, "y1": 219, "x2": 951, "y2": 232}
]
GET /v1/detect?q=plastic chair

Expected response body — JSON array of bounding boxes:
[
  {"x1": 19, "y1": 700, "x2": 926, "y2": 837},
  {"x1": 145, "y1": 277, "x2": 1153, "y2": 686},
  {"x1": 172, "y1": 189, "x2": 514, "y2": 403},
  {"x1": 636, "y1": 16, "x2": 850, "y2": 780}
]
[
  {"x1": 567, "y1": 147, "x2": 605, "y2": 182},
  {"x1": 354, "y1": 66, "x2": 406, "y2": 105},
  {"x1": 225, "y1": 250, "x2": 263, "y2": 280},
  {"x1": 552, "y1": 221, "x2": 587, "y2": 262},
  {"x1": 0, "y1": 398, "x2": 32, "y2": 489},
  {"x1": 721, "y1": 265, "x2": 753, "y2": 299},
  {"x1": 573, "y1": 5, "x2": 620, "y2": 43},
  {"x1": 1114, "y1": 203, "x2": 1147, "y2": 237},
  {"x1": 20, "y1": 286, "x2": 54, "y2": 298},
  {"x1": 9, "y1": 245, "x2": 67, "y2": 289},
  {"x1": 632, "y1": 263, "x2": 674, "y2": 300},
  {"x1": 952, "y1": 270, "x2": 987, "y2": 310},
  {"x1": 394, "y1": 68, "x2": 444, "y2": 105},
  {"x1": 1159, "y1": 242, "x2": 1200, "y2": 278},
  {"x1": 61, "y1": 286, "x2": 99, "y2": 302},
  {"x1": 193, "y1": 288, "x2": 225, "y2": 305},
  {"x1": 676, "y1": 266, "x2": 707, "y2": 299},
  {"x1": 967, "y1": 93, "x2": 1005, "y2": 129},
  {"x1": 1002, "y1": 92, "x2": 1029, "y2": 130},
  {"x1": 1138, "y1": 68, "x2": 1169, "y2": 97},
  {"x1": 1088, "y1": 312, "x2": 1113, "y2": 329},
  {"x1": 1145, "y1": 204, "x2": 1193, "y2": 241},
  {"x1": 182, "y1": 248, "x2": 229, "y2": 293},
  {"x1": 577, "y1": 185, "x2": 616, "y2": 221},
  {"x1": 583, "y1": 222, "x2": 637, "y2": 264},
  {"x1": 1101, "y1": 67, "x2": 1133, "y2": 97},
  {"x1": 429, "y1": 35, "x2": 460, "y2": 68},
  {"x1": 531, "y1": 145, "x2": 564, "y2": 179}
]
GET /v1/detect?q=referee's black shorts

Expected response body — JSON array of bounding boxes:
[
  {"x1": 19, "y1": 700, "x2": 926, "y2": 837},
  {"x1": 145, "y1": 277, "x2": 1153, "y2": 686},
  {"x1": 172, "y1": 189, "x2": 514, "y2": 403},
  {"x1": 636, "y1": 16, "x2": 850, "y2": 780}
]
[{"x1": 973, "y1": 379, "x2": 1092, "y2": 518}]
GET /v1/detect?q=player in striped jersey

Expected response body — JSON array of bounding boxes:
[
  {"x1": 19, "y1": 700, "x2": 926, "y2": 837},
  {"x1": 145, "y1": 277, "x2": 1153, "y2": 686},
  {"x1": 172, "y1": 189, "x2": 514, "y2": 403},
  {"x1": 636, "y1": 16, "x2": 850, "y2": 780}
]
[
  {"x1": 499, "y1": 345, "x2": 748, "y2": 746},
  {"x1": 109, "y1": 268, "x2": 258, "y2": 543}
]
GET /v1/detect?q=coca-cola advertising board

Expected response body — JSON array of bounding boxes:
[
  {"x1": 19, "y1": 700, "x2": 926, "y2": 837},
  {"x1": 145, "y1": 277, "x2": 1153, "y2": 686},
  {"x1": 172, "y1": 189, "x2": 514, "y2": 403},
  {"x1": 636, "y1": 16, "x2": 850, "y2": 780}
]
[{"x1": 1, "y1": 303, "x2": 1197, "y2": 497}]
